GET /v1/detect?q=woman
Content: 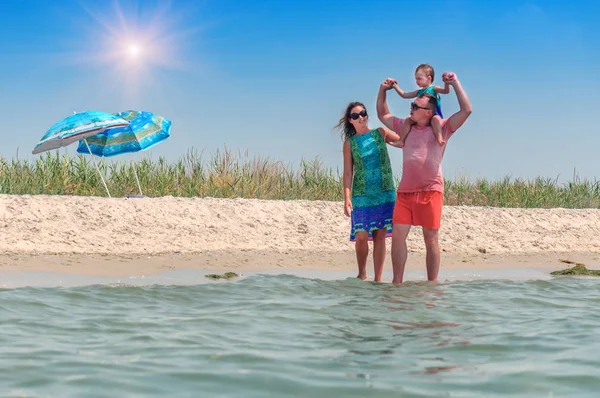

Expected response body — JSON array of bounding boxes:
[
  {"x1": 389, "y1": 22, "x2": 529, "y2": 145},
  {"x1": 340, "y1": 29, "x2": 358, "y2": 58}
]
[{"x1": 336, "y1": 102, "x2": 401, "y2": 282}]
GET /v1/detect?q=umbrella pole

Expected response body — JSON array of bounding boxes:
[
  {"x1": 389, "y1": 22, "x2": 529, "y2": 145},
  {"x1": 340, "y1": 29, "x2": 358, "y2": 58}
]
[
  {"x1": 83, "y1": 138, "x2": 112, "y2": 198},
  {"x1": 131, "y1": 157, "x2": 143, "y2": 196}
]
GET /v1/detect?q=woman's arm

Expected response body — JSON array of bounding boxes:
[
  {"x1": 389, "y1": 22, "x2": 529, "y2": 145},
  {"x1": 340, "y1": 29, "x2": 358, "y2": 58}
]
[
  {"x1": 343, "y1": 140, "x2": 354, "y2": 217},
  {"x1": 378, "y1": 127, "x2": 402, "y2": 147}
]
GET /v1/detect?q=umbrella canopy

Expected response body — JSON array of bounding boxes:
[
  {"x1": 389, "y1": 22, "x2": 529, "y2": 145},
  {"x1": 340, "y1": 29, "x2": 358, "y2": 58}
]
[
  {"x1": 76, "y1": 110, "x2": 171, "y2": 157},
  {"x1": 76, "y1": 110, "x2": 172, "y2": 197},
  {"x1": 32, "y1": 111, "x2": 129, "y2": 155}
]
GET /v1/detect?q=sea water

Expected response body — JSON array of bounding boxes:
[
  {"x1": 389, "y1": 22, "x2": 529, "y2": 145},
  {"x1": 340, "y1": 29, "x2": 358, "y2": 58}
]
[{"x1": 1, "y1": 268, "x2": 599, "y2": 397}]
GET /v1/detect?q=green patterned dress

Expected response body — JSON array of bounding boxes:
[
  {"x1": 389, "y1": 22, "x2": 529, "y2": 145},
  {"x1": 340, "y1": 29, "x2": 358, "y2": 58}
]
[{"x1": 348, "y1": 129, "x2": 396, "y2": 241}]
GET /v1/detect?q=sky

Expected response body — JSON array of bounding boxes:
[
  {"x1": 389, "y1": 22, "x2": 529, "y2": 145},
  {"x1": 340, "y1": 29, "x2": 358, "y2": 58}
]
[{"x1": 1, "y1": 0, "x2": 599, "y2": 182}]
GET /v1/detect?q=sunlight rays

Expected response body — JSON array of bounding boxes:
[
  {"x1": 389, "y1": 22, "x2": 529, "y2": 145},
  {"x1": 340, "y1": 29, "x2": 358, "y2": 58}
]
[
  {"x1": 65, "y1": 0, "x2": 199, "y2": 102},
  {"x1": 79, "y1": 0, "x2": 185, "y2": 69}
]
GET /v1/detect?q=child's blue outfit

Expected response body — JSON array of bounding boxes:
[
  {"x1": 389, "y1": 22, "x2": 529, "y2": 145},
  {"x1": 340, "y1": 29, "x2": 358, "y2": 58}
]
[{"x1": 417, "y1": 85, "x2": 443, "y2": 118}]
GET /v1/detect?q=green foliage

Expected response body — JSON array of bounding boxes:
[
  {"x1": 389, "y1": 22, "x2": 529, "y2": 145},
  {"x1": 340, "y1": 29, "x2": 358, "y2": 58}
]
[
  {"x1": 1, "y1": 148, "x2": 599, "y2": 208},
  {"x1": 444, "y1": 174, "x2": 600, "y2": 208}
]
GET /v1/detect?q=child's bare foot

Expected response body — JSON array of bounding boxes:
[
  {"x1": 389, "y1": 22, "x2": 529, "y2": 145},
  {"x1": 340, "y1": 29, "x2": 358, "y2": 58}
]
[
  {"x1": 357, "y1": 273, "x2": 368, "y2": 280},
  {"x1": 398, "y1": 117, "x2": 414, "y2": 146},
  {"x1": 431, "y1": 116, "x2": 444, "y2": 146}
]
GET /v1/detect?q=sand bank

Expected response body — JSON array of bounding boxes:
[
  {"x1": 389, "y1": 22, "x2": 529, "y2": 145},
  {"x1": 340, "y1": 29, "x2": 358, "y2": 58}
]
[{"x1": 0, "y1": 195, "x2": 598, "y2": 276}]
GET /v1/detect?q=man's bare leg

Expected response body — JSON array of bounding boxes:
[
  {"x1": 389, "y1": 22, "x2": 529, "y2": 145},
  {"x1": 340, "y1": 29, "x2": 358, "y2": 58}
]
[
  {"x1": 391, "y1": 224, "x2": 411, "y2": 284},
  {"x1": 422, "y1": 227, "x2": 440, "y2": 281}
]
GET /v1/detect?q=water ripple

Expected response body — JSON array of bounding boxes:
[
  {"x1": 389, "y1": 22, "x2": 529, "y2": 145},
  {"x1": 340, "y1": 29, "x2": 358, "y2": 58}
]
[{"x1": 1, "y1": 275, "x2": 599, "y2": 396}]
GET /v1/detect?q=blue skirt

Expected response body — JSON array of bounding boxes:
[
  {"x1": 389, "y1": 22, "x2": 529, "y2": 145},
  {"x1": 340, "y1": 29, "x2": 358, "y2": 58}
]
[{"x1": 349, "y1": 192, "x2": 395, "y2": 241}]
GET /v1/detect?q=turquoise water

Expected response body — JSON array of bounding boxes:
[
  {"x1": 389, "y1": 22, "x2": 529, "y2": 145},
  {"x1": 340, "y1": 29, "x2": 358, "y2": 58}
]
[{"x1": 1, "y1": 271, "x2": 600, "y2": 397}]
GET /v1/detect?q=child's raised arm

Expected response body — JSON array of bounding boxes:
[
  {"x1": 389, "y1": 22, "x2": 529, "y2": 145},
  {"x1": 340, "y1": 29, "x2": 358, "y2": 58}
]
[
  {"x1": 392, "y1": 83, "x2": 419, "y2": 99},
  {"x1": 435, "y1": 83, "x2": 451, "y2": 95}
]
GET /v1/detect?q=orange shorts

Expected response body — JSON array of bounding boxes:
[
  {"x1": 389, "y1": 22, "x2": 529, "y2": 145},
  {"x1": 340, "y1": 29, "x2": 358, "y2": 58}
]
[{"x1": 392, "y1": 191, "x2": 444, "y2": 229}]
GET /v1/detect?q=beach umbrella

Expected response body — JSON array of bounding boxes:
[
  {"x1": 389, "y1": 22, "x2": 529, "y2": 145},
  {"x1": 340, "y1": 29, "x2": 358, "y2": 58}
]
[
  {"x1": 32, "y1": 111, "x2": 130, "y2": 197},
  {"x1": 76, "y1": 110, "x2": 172, "y2": 196}
]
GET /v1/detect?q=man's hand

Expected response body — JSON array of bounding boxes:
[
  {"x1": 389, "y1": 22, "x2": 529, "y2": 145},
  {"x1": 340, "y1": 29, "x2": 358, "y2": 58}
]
[
  {"x1": 381, "y1": 78, "x2": 397, "y2": 91},
  {"x1": 442, "y1": 72, "x2": 457, "y2": 85}
]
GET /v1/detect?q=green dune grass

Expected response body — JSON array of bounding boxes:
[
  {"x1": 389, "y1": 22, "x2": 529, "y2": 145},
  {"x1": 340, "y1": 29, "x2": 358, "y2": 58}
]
[{"x1": 1, "y1": 148, "x2": 599, "y2": 208}]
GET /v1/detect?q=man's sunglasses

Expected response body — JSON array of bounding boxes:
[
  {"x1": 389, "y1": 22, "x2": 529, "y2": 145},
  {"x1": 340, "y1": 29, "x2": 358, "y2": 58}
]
[
  {"x1": 349, "y1": 109, "x2": 368, "y2": 120},
  {"x1": 410, "y1": 102, "x2": 431, "y2": 111}
]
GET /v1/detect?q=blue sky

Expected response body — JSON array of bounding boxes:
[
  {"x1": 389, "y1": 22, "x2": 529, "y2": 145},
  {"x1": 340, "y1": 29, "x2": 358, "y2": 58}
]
[{"x1": 1, "y1": 0, "x2": 599, "y2": 182}]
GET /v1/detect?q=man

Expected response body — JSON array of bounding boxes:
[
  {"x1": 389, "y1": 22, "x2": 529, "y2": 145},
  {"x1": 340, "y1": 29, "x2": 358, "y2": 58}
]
[{"x1": 377, "y1": 72, "x2": 472, "y2": 284}]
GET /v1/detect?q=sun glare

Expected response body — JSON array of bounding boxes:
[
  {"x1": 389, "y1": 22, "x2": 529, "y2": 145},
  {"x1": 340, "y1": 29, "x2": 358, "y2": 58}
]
[
  {"x1": 127, "y1": 43, "x2": 142, "y2": 59},
  {"x1": 68, "y1": 0, "x2": 203, "y2": 103},
  {"x1": 76, "y1": 1, "x2": 193, "y2": 75}
]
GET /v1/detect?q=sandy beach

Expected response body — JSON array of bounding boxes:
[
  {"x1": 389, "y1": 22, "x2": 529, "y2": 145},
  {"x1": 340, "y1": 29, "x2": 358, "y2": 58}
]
[{"x1": 1, "y1": 194, "x2": 599, "y2": 276}]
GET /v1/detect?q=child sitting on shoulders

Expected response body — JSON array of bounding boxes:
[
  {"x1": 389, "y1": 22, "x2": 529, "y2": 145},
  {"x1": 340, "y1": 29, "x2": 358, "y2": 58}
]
[{"x1": 392, "y1": 63, "x2": 450, "y2": 147}]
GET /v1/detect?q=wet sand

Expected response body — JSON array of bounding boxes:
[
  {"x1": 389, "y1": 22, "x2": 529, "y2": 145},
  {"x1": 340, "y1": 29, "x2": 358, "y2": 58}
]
[{"x1": 1, "y1": 195, "x2": 598, "y2": 278}]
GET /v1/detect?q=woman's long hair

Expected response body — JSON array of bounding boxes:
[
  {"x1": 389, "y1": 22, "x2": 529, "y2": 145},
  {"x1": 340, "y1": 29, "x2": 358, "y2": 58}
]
[{"x1": 335, "y1": 101, "x2": 366, "y2": 141}]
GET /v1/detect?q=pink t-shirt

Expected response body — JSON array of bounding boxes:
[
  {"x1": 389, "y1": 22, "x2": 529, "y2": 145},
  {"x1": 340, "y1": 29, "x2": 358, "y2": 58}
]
[{"x1": 392, "y1": 117, "x2": 457, "y2": 193}]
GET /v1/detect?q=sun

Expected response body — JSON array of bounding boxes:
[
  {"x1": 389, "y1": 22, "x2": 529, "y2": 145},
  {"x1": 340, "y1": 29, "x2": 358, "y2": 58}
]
[
  {"x1": 75, "y1": 1, "x2": 194, "y2": 73},
  {"x1": 127, "y1": 42, "x2": 142, "y2": 59},
  {"x1": 66, "y1": 0, "x2": 204, "y2": 102}
]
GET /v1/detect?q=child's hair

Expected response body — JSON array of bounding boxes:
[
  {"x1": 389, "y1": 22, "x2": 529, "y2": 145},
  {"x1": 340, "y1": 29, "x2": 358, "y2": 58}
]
[
  {"x1": 335, "y1": 101, "x2": 366, "y2": 140},
  {"x1": 415, "y1": 63, "x2": 435, "y2": 82}
]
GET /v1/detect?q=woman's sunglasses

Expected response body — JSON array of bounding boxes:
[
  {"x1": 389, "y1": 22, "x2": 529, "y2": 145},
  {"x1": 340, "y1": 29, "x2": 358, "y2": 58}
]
[{"x1": 349, "y1": 109, "x2": 368, "y2": 120}]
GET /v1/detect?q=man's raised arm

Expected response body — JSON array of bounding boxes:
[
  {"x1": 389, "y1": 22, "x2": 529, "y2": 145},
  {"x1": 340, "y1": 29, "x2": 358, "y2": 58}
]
[
  {"x1": 444, "y1": 72, "x2": 472, "y2": 132},
  {"x1": 377, "y1": 78, "x2": 396, "y2": 131}
]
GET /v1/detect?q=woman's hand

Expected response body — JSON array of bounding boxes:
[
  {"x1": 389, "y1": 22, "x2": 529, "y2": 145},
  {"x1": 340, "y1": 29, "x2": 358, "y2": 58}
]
[{"x1": 344, "y1": 198, "x2": 353, "y2": 217}]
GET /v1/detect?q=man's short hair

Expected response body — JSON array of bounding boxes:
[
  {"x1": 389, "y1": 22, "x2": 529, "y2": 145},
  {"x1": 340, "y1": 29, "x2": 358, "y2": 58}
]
[{"x1": 418, "y1": 93, "x2": 437, "y2": 112}]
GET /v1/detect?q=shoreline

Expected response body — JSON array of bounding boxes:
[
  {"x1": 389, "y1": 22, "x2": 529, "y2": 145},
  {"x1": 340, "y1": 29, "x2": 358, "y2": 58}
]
[
  {"x1": 1, "y1": 195, "x2": 599, "y2": 278},
  {"x1": 1, "y1": 250, "x2": 598, "y2": 277}
]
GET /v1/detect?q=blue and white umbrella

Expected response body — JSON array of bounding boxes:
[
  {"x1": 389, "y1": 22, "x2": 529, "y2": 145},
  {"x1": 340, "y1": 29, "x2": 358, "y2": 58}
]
[
  {"x1": 76, "y1": 110, "x2": 171, "y2": 157},
  {"x1": 32, "y1": 111, "x2": 129, "y2": 154},
  {"x1": 77, "y1": 110, "x2": 172, "y2": 196},
  {"x1": 32, "y1": 111, "x2": 130, "y2": 197}
]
